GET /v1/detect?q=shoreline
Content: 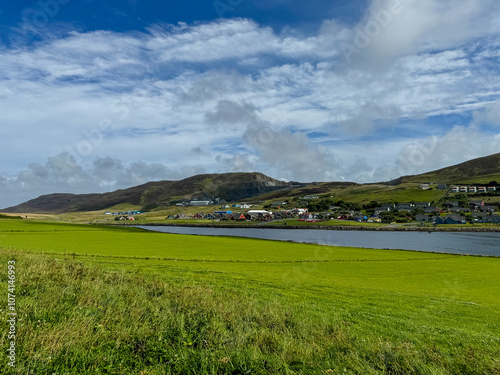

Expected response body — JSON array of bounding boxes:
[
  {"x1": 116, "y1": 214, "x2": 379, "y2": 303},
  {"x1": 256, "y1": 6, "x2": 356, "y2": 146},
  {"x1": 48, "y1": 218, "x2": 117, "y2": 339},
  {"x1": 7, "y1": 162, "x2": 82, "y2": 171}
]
[{"x1": 118, "y1": 222, "x2": 500, "y2": 232}]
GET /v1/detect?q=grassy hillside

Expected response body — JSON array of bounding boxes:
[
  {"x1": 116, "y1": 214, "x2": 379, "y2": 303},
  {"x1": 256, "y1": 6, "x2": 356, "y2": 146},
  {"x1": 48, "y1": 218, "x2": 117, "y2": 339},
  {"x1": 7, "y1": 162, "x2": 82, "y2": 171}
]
[
  {"x1": 1, "y1": 219, "x2": 499, "y2": 374},
  {"x1": 1, "y1": 173, "x2": 300, "y2": 214},
  {"x1": 252, "y1": 182, "x2": 449, "y2": 205},
  {"x1": 397, "y1": 153, "x2": 500, "y2": 184}
]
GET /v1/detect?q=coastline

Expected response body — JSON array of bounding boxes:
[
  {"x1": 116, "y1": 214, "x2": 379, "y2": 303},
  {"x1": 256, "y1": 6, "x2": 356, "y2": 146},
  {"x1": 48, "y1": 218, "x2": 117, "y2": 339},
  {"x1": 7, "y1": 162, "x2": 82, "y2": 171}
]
[{"x1": 117, "y1": 222, "x2": 500, "y2": 232}]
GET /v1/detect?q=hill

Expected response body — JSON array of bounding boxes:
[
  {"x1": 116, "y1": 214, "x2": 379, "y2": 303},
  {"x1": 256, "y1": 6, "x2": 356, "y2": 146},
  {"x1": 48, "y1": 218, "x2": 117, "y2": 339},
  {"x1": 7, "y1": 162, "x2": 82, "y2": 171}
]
[
  {"x1": 1, "y1": 172, "x2": 303, "y2": 214},
  {"x1": 3, "y1": 153, "x2": 500, "y2": 214},
  {"x1": 391, "y1": 152, "x2": 500, "y2": 184}
]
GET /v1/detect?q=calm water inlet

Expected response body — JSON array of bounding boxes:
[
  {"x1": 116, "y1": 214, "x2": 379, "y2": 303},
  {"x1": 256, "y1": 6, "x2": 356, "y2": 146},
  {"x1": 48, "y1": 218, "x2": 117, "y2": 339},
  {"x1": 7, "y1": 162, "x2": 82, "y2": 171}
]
[{"x1": 136, "y1": 226, "x2": 500, "y2": 257}]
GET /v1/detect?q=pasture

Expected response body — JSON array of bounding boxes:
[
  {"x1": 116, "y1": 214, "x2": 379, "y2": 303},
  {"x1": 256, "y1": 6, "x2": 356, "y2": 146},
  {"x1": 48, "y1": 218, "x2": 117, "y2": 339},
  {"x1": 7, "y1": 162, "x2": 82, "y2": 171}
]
[{"x1": 0, "y1": 219, "x2": 499, "y2": 374}]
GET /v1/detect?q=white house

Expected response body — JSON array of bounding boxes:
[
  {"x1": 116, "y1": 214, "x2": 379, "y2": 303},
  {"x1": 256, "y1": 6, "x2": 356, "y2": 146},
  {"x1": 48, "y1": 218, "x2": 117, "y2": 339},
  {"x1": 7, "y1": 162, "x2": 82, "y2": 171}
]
[{"x1": 247, "y1": 210, "x2": 270, "y2": 217}]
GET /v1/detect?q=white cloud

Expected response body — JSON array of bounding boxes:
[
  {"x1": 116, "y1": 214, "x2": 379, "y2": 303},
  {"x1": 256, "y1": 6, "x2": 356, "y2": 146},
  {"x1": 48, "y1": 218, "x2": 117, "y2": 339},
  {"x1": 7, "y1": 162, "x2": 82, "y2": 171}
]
[
  {"x1": 473, "y1": 100, "x2": 500, "y2": 127},
  {"x1": 395, "y1": 125, "x2": 500, "y2": 177},
  {"x1": 1, "y1": 2, "x2": 500, "y2": 207},
  {"x1": 348, "y1": 0, "x2": 500, "y2": 67}
]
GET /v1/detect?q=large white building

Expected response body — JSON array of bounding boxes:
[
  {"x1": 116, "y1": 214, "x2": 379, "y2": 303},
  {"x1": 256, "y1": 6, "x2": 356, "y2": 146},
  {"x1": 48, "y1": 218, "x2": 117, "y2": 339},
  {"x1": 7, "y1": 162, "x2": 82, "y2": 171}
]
[{"x1": 190, "y1": 200, "x2": 212, "y2": 206}]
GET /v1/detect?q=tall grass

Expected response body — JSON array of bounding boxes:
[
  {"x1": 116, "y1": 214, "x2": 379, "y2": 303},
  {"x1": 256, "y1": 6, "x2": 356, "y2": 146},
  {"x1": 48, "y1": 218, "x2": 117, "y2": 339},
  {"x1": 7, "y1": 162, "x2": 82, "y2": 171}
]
[{"x1": 2, "y1": 251, "x2": 499, "y2": 374}]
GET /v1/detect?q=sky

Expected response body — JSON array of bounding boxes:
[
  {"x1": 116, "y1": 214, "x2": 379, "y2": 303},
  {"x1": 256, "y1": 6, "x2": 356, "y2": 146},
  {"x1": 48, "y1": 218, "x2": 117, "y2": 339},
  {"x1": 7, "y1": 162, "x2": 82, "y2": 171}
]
[{"x1": 1, "y1": 0, "x2": 500, "y2": 208}]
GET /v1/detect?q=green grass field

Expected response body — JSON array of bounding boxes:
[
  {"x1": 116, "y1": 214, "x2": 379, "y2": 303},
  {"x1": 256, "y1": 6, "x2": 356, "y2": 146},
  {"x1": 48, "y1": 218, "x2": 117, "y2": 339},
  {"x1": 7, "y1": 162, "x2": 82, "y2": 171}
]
[{"x1": 1, "y1": 219, "x2": 499, "y2": 374}]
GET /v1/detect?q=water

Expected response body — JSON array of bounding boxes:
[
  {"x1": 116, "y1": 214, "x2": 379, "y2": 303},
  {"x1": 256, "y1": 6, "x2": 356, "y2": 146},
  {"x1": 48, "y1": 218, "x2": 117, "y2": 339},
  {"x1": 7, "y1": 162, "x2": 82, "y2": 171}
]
[{"x1": 135, "y1": 226, "x2": 500, "y2": 257}]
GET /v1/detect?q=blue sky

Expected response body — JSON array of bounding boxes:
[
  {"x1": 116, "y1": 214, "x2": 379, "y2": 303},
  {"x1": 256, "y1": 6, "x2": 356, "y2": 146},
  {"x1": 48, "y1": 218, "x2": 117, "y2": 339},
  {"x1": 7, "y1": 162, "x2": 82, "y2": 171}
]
[{"x1": 1, "y1": 0, "x2": 500, "y2": 207}]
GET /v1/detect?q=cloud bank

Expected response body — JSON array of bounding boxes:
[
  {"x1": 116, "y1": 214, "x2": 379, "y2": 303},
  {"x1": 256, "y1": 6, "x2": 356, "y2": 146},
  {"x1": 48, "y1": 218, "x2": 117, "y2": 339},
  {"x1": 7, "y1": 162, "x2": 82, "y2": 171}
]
[{"x1": 1, "y1": 0, "x2": 500, "y2": 207}]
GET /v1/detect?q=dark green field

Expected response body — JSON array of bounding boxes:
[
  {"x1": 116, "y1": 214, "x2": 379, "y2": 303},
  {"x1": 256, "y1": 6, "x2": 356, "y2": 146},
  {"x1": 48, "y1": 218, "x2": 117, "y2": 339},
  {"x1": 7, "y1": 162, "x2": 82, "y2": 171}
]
[{"x1": 1, "y1": 219, "x2": 499, "y2": 374}]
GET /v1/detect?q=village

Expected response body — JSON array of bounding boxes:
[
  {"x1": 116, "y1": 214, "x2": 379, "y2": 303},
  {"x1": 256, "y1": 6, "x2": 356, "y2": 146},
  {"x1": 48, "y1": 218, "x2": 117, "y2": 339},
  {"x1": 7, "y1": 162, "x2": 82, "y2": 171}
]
[{"x1": 109, "y1": 182, "x2": 500, "y2": 225}]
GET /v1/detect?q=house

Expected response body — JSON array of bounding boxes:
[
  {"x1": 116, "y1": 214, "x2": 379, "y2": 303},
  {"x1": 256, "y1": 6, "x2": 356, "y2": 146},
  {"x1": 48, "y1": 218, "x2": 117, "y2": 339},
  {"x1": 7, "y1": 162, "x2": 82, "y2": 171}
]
[
  {"x1": 419, "y1": 184, "x2": 430, "y2": 190},
  {"x1": 273, "y1": 211, "x2": 284, "y2": 219},
  {"x1": 414, "y1": 202, "x2": 431, "y2": 208},
  {"x1": 272, "y1": 202, "x2": 288, "y2": 206},
  {"x1": 453, "y1": 207, "x2": 470, "y2": 213},
  {"x1": 396, "y1": 203, "x2": 413, "y2": 211},
  {"x1": 488, "y1": 186, "x2": 497, "y2": 192},
  {"x1": 481, "y1": 206, "x2": 495, "y2": 213},
  {"x1": 292, "y1": 208, "x2": 307, "y2": 215},
  {"x1": 445, "y1": 214, "x2": 466, "y2": 224},
  {"x1": 425, "y1": 207, "x2": 440, "y2": 214},
  {"x1": 240, "y1": 204, "x2": 251, "y2": 209},
  {"x1": 451, "y1": 186, "x2": 459, "y2": 193},
  {"x1": 227, "y1": 213, "x2": 239, "y2": 220},
  {"x1": 468, "y1": 187, "x2": 477, "y2": 193},
  {"x1": 214, "y1": 211, "x2": 232, "y2": 217},
  {"x1": 435, "y1": 214, "x2": 466, "y2": 224},
  {"x1": 470, "y1": 201, "x2": 484, "y2": 209},
  {"x1": 247, "y1": 210, "x2": 270, "y2": 219},
  {"x1": 478, "y1": 187, "x2": 487, "y2": 193},
  {"x1": 261, "y1": 213, "x2": 274, "y2": 221},
  {"x1": 381, "y1": 204, "x2": 395, "y2": 210},
  {"x1": 472, "y1": 212, "x2": 488, "y2": 221},
  {"x1": 416, "y1": 215, "x2": 430, "y2": 222},
  {"x1": 437, "y1": 184, "x2": 447, "y2": 190},
  {"x1": 460, "y1": 186, "x2": 468, "y2": 193},
  {"x1": 276, "y1": 211, "x2": 294, "y2": 219},
  {"x1": 319, "y1": 212, "x2": 332, "y2": 220},
  {"x1": 484, "y1": 215, "x2": 500, "y2": 223},
  {"x1": 302, "y1": 196, "x2": 319, "y2": 200},
  {"x1": 445, "y1": 202, "x2": 459, "y2": 209}
]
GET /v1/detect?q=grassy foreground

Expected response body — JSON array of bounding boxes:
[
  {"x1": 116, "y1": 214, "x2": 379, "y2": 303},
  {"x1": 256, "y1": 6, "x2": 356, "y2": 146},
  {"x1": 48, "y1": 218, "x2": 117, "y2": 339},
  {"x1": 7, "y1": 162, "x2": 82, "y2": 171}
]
[{"x1": 1, "y1": 219, "x2": 499, "y2": 374}]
